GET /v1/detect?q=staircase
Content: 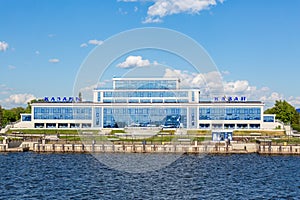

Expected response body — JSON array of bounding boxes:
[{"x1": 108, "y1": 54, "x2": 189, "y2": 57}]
[{"x1": 0, "y1": 124, "x2": 12, "y2": 134}]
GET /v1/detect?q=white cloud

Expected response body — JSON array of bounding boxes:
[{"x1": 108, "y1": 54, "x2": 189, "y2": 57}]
[
  {"x1": 8, "y1": 65, "x2": 16, "y2": 70},
  {"x1": 224, "y1": 80, "x2": 250, "y2": 94},
  {"x1": 35, "y1": 50, "x2": 40, "y2": 55},
  {"x1": 163, "y1": 68, "x2": 300, "y2": 109},
  {"x1": 80, "y1": 43, "x2": 88, "y2": 48},
  {"x1": 221, "y1": 70, "x2": 230, "y2": 75},
  {"x1": 134, "y1": 6, "x2": 138, "y2": 12},
  {"x1": 80, "y1": 39, "x2": 103, "y2": 48},
  {"x1": 117, "y1": 55, "x2": 151, "y2": 68},
  {"x1": 288, "y1": 96, "x2": 300, "y2": 109},
  {"x1": 78, "y1": 80, "x2": 111, "y2": 101},
  {"x1": 164, "y1": 68, "x2": 223, "y2": 94},
  {"x1": 259, "y1": 92, "x2": 283, "y2": 102},
  {"x1": 88, "y1": 39, "x2": 103, "y2": 45},
  {"x1": 143, "y1": 17, "x2": 163, "y2": 24},
  {"x1": 0, "y1": 93, "x2": 36, "y2": 108},
  {"x1": 120, "y1": 0, "x2": 225, "y2": 23},
  {"x1": 48, "y1": 58, "x2": 60, "y2": 63},
  {"x1": 0, "y1": 41, "x2": 9, "y2": 52}
]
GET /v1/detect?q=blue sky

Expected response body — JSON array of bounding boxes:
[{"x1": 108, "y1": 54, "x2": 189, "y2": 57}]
[{"x1": 0, "y1": 0, "x2": 299, "y2": 108}]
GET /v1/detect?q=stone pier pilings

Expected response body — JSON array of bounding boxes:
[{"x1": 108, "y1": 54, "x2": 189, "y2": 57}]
[
  {"x1": 1, "y1": 142, "x2": 300, "y2": 154},
  {"x1": 32, "y1": 143, "x2": 258, "y2": 154},
  {"x1": 258, "y1": 145, "x2": 300, "y2": 155}
]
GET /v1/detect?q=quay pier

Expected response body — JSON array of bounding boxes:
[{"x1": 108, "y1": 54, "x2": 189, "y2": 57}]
[
  {"x1": 1, "y1": 141, "x2": 300, "y2": 155},
  {"x1": 31, "y1": 143, "x2": 258, "y2": 153},
  {"x1": 1, "y1": 136, "x2": 300, "y2": 154}
]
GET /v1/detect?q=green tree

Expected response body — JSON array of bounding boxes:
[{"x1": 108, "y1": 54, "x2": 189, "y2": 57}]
[
  {"x1": 2, "y1": 109, "x2": 16, "y2": 126},
  {"x1": 265, "y1": 100, "x2": 300, "y2": 125},
  {"x1": 1, "y1": 106, "x2": 27, "y2": 127},
  {"x1": 11, "y1": 107, "x2": 26, "y2": 120},
  {"x1": 0, "y1": 98, "x2": 43, "y2": 127},
  {"x1": 25, "y1": 98, "x2": 45, "y2": 113}
]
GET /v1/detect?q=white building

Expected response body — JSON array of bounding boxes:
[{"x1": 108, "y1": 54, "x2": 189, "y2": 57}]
[{"x1": 15, "y1": 78, "x2": 281, "y2": 140}]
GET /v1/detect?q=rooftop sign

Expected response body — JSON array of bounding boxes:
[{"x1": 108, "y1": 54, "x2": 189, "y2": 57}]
[
  {"x1": 214, "y1": 96, "x2": 247, "y2": 102},
  {"x1": 44, "y1": 96, "x2": 81, "y2": 103}
]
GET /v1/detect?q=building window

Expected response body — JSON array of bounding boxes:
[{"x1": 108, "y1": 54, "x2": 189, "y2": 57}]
[
  {"x1": 22, "y1": 115, "x2": 32, "y2": 121},
  {"x1": 97, "y1": 92, "x2": 101, "y2": 102},
  {"x1": 263, "y1": 116, "x2": 275, "y2": 122},
  {"x1": 199, "y1": 107, "x2": 261, "y2": 121}
]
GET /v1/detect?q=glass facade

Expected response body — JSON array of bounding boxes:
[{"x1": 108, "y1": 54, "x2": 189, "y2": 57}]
[
  {"x1": 94, "y1": 107, "x2": 102, "y2": 127},
  {"x1": 102, "y1": 107, "x2": 187, "y2": 128},
  {"x1": 27, "y1": 78, "x2": 272, "y2": 131},
  {"x1": 263, "y1": 115, "x2": 275, "y2": 122},
  {"x1": 100, "y1": 91, "x2": 189, "y2": 104},
  {"x1": 22, "y1": 114, "x2": 32, "y2": 121},
  {"x1": 97, "y1": 92, "x2": 101, "y2": 102},
  {"x1": 103, "y1": 91, "x2": 188, "y2": 98},
  {"x1": 199, "y1": 107, "x2": 261, "y2": 120},
  {"x1": 188, "y1": 107, "x2": 197, "y2": 129},
  {"x1": 102, "y1": 98, "x2": 189, "y2": 104},
  {"x1": 114, "y1": 79, "x2": 178, "y2": 90},
  {"x1": 34, "y1": 107, "x2": 92, "y2": 120}
]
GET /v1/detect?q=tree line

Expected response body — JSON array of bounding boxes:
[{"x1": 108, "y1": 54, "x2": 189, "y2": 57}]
[
  {"x1": 264, "y1": 100, "x2": 300, "y2": 131},
  {"x1": 0, "y1": 100, "x2": 39, "y2": 128},
  {"x1": 0, "y1": 105, "x2": 30, "y2": 128}
]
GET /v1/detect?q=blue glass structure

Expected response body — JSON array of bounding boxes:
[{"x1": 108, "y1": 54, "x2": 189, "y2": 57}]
[
  {"x1": 19, "y1": 77, "x2": 277, "y2": 135},
  {"x1": 200, "y1": 107, "x2": 261, "y2": 121},
  {"x1": 33, "y1": 107, "x2": 92, "y2": 120},
  {"x1": 263, "y1": 115, "x2": 275, "y2": 122}
]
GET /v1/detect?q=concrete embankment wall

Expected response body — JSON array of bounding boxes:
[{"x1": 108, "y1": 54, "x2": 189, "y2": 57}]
[
  {"x1": 1, "y1": 142, "x2": 300, "y2": 154},
  {"x1": 31, "y1": 143, "x2": 259, "y2": 154},
  {"x1": 0, "y1": 144, "x2": 8, "y2": 152},
  {"x1": 258, "y1": 145, "x2": 300, "y2": 155}
]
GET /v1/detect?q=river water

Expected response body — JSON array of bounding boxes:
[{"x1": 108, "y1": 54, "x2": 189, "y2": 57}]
[{"x1": 0, "y1": 152, "x2": 299, "y2": 199}]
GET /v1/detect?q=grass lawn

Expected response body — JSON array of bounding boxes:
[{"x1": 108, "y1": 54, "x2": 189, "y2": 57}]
[
  {"x1": 270, "y1": 137, "x2": 300, "y2": 145},
  {"x1": 233, "y1": 130, "x2": 285, "y2": 137}
]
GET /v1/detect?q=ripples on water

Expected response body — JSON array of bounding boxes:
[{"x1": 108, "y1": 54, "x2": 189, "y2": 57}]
[{"x1": 0, "y1": 152, "x2": 299, "y2": 199}]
